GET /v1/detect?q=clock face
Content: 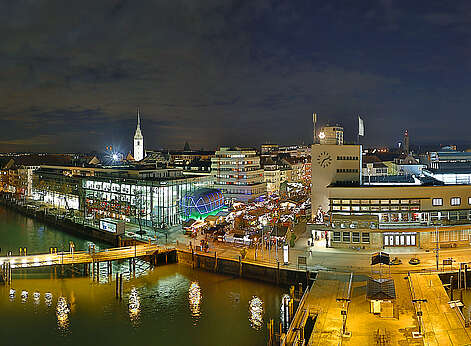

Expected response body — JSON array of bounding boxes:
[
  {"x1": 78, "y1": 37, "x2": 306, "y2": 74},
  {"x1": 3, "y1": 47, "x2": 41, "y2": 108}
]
[{"x1": 317, "y1": 151, "x2": 332, "y2": 168}]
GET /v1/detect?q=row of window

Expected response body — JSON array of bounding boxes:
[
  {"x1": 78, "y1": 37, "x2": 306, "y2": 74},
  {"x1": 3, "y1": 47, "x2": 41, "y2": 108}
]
[
  {"x1": 430, "y1": 230, "x2": 470, "y2": 242},
  {"x1": 336, "y1": 169, "x2": 359, "y2": 173},
  {"x1": 332, "y1": 199, "x2": 420, "y2": 205},
  {"x1": 337, "y1": 156, "x2": 359, "y2": 161},
  {"x1": 332, "y1": 231, "x2": 370, "y2": 243},
  {"x1": 332, "y1": 205, "x2": 420, "y2": 212},
  {"x1": 432, "y1": 197, "x2": 471, "y2": 206}
]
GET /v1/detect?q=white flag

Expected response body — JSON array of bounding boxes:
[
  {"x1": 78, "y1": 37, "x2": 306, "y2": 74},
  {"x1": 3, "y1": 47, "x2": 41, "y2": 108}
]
[{"x1": 358, "y1": 116, "x2": 364, "y2": 137}]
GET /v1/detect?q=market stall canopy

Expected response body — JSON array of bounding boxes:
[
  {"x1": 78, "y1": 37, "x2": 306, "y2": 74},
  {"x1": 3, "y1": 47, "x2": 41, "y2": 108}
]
[{"x1": 182, "y1": 218, "x2": 197, "y2": 228}]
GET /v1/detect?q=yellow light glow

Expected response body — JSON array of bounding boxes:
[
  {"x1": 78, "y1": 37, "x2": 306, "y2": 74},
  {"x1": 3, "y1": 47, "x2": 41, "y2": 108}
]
[
  {"x1": 188, "y1": 281, "x2": 201, "y2": 322},
  {"x1": 248, "y1": 296, "x2": 264, "y2": 330}
]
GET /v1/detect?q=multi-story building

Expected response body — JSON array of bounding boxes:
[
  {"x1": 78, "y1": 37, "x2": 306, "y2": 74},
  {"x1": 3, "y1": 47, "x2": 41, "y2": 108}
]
[
  {"x1": 261, "y1": 144, "x2": 279, "y2": 157},
  {"x1": 211, "y1": 147, "x2": 266, "y2": 203},
  {"x1": 32, "y1": 165, "x2": 212, "y2": 227},
  {"x1": 318, "y1": 125, "x2": 344, "y2": 145},
  {"x1": 311, "y1": 143, "x2": 362, "y2": 214},
  {"x1": 262, "y1": 157, "x2": 281, "y2": 195},
  {"x1": 310, "y1": 140, "x2": 471, "y2": 250}
]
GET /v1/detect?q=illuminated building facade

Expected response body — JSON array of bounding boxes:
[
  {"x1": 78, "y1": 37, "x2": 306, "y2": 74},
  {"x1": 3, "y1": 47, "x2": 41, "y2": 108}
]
[
  {"x1": 33, "y1": 165, "x2": 212, "y2": 227},
  {"x1": 318, "y1": 125, "x2": 344, "y2": 145},
  {"x1": 212, "y1": 147, "x2": 266, "y2": 203}
]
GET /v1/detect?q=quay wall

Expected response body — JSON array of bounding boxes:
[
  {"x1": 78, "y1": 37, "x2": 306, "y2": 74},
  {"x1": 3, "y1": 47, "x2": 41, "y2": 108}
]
[
  {"x1": 0, "y1": 196, "x2": 118, "y2": 246},
  {"x1": 176, "y1": 249, "x2": 312, "y2": 286}
]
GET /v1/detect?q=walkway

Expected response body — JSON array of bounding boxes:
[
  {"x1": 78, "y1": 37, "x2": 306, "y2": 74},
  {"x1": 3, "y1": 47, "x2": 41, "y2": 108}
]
[
  {"x1": 0, "y1": 244, "x2": 174, "y2": 269},
  {"x1": 409, "y1": 272, "x2": 471, "y2": 345}
]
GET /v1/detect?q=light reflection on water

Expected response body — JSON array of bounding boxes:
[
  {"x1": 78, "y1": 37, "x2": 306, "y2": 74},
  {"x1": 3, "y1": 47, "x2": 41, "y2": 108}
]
[
  {"x1": 1, "y1": 264, "x2": 287, "y2": 345},
  {"x1": 128, "y1": 287, "x2": 141, "y2": 325},
  {"x1": 56, "y1": 296, "x2": 70, "y2": 331},
  {"x1": 0, "y1": 204, "x2": 288, "y2": 346},
  {"x1": 188, "y1": 281, "x2": 202, "y2": 324},
  {"x1": 248, "y1": 296, "x2": 264, "y2": 330}
]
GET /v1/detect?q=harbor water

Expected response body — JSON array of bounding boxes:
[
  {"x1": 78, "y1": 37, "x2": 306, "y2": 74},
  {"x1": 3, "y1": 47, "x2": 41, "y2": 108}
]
[{"x1": 0, "y1": 206, "x2": 287, "y2": 346}]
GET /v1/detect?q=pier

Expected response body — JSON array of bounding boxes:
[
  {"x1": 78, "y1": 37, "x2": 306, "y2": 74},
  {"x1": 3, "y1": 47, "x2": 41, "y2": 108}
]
[{"x1": 0, "y1": 243, "x2": 174, "y2": 271}]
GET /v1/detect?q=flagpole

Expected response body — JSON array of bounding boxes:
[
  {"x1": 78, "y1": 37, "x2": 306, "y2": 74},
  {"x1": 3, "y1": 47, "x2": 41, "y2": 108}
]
[{"x1": 357, "y1": 115, "x2": 360, "y2": 145}]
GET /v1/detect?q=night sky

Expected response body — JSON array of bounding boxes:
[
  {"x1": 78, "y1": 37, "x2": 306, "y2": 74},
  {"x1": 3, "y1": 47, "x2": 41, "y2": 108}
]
[{"x1": 1, "y1": 1, "x2": 470, "y2": 153}]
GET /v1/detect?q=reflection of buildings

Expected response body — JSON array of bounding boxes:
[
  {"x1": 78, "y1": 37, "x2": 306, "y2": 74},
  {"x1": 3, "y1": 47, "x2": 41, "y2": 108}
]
[
  {"x1": 211, "y1": 147, "x2": 266, "y2": 203},
  {"x1": 33, "y1": 165, "x2": 211, "y2": 227}
]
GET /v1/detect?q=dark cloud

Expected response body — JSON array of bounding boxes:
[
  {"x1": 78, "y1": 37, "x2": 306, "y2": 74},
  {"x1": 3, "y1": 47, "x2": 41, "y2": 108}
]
[{"x1": 0, "y1": 0, "x2": 470, "y2": 152}]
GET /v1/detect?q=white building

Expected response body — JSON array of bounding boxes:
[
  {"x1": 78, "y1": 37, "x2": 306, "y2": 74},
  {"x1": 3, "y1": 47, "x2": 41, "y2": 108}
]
[
  {"x1": 211, "y1": 147, "x2": 266, "y2": 203},
  {"x1": 133, "y1": 109, "x2": 144, "y2": 161}
]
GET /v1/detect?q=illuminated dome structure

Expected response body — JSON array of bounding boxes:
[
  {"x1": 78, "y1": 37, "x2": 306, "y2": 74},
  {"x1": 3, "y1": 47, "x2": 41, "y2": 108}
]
[{"x1": 180, "y1": 188, "x2": 225, "y2": 220}]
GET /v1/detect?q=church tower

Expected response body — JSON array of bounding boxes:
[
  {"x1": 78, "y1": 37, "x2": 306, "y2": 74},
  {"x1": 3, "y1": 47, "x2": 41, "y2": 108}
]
[{"x1": 133, "y1": 108, "x2": 144, "y2": 161}]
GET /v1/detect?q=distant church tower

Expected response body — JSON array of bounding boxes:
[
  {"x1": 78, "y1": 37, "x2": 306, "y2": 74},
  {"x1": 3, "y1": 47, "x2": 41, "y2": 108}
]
[
  {"x1": 404, "y1": 129, "x2": 410, "y2": 154},
  {"x1": 133, "y1": 108, "x2": 144, "y2": 161}
]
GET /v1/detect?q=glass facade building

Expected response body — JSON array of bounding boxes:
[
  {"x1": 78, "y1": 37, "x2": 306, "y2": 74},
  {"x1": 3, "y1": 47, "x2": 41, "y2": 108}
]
[{"x1": 83, "y1": 175, "x2": 212, "y2": 227}]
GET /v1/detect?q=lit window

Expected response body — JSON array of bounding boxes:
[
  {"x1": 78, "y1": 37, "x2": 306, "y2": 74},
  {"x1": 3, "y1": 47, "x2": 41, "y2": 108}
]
[
  {"x1": 451, "y1": 197, "x2": 461, "y2": 206},
  {"x1": 361, "y1": 232, "x2": 370, "y2": 243},
  {"x1": 352, "y1": 232, "x2": 360, "y2": 243},
  {"x1": 333, "y1": 232, "x2": 341, "y2": 242},
  {"x1": 432, "y1": 198, "x2": 443, "y2": 206},
  {"x1": 342, "y1": 232, "x2": 351, "y2": 242}
]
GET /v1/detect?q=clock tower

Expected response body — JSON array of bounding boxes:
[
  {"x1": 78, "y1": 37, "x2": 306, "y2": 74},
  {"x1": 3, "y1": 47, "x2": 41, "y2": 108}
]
[
  {"x1": 311, "y1": 143, "x2": 362, "y2": 217},
  {"x1": 133, "y1": 108, "x2": 144, "y2": 161}
]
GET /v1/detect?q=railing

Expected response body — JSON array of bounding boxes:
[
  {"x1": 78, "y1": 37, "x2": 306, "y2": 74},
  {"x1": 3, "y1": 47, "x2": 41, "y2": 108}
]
[{"x1": 281, "y1": 285, "x2": 311, "y2": 346}]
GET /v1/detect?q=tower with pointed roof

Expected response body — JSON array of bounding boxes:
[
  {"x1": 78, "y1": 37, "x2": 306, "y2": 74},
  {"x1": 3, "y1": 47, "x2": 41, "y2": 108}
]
[{"x1": 133, "y1": 108, "x2": 144, "y2": 161}]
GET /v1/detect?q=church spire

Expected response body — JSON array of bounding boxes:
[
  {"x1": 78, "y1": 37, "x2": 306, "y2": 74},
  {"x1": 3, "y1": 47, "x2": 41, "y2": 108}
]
[
  {"x1": 133, "y1": 107, "x2": 144, "y2": 161},
  {"x1": 137, "y1": 107, "x2": 140, "y2": 129}
]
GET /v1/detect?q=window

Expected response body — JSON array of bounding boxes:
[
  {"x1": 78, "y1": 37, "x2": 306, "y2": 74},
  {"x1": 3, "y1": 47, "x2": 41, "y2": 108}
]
[
  {"x1": 451, "y1": 197, "x2": 461, "y2": 206},
  {"x1": 333, "y1": 232, "x2": 341, "y2": 242},
  {"x1": 352, "y1": 232, "x2": 360, "y2": 243},
  {"x1": 361, "y1": 232, "x2": 370, "y2": 243},
  {"x1": 469, "y1": 197, "x2": 471, "y2": 205},
  {"x1": 461, "y1": 230, "x2": 469, "y2": 241},
  {"x1": 342, "y1": 232, "x2": 351, "y2": 242},
  {"x1": 432, "y1": 198, "x2": 443, "y2": 206}
]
